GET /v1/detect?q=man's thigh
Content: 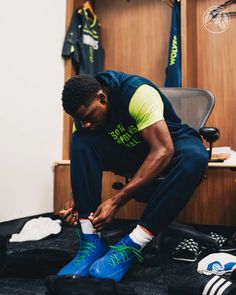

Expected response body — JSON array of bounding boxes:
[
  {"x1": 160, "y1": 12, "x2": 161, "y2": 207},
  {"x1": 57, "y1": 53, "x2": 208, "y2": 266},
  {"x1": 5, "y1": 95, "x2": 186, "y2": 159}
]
[
  {"x1": 72, "y1": 130, "x2": 148, "y2": 174},
  {"x1": 133, "y1": 134, "x2": 208, "y2": 202}
]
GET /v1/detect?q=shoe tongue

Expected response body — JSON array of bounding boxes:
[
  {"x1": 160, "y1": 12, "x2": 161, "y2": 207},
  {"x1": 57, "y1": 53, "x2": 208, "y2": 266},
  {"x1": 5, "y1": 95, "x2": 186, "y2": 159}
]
[
  {"x1": 119, "y1": 235, "x2": 141, "y2": 250},
  {"x1": 81, "y1": 233, "x2": 99, "y2": 242}
]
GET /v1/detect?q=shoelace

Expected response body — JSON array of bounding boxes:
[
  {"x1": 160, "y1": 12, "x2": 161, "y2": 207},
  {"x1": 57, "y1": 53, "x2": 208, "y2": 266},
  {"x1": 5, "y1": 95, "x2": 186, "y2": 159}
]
[
  {"x1": 108, "y1": 241, "x2": 143, "y2": 267},
  {"x1": 72, "y1": 240, "x2": 96, "y2": 265}
]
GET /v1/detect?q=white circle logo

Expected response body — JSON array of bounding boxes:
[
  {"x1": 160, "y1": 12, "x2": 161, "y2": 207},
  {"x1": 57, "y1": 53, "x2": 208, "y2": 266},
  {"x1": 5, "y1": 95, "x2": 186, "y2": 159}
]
[{"x1": 203, "y1": 6, "x2": 231, "y2": 34}]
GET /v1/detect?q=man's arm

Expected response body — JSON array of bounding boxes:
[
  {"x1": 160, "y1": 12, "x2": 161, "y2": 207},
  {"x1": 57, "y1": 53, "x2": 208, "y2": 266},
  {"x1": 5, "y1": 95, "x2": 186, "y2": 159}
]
[
  {"x1": 113, "y1": 119, "x2": 174, "y2": 206},
  {"x1": 91, "y1": 120, "x2": 174, "y2": 230}
]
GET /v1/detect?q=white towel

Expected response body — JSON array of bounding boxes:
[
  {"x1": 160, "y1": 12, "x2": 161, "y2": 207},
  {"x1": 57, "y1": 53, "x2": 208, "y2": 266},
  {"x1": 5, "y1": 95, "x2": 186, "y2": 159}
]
[
  {"x1": 197, "y1": 253, "x2": 236, "y2": 275},
  {"x1": 9, "y1": 217, "x2": 62, "y2": 242}
]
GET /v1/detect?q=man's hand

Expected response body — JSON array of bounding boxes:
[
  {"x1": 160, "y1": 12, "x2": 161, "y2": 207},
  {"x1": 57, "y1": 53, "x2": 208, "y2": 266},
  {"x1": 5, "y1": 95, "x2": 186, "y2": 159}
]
[
  {"x1": 89, "y1": 198, "x2": 119, "y2": 232},
  {"x1": 59, "y1": 201, "x2": 79, "y2": 227}
]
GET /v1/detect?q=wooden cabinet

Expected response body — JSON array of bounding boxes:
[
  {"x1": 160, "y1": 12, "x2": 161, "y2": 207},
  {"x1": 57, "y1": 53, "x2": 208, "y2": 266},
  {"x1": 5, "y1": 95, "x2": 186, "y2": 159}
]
[
  {"x1": 54, "y1": 162, "x2": 71, "y2": 214},
  {"x1": 177, "y1": 168, "x2": 236, "y2": 225}
]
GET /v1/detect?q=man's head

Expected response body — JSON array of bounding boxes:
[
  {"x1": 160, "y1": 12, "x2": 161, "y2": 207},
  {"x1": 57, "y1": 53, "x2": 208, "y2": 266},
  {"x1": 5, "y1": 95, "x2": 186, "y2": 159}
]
[{"x1": 62, "y1": 75, "x2": 109, "y2": 130}]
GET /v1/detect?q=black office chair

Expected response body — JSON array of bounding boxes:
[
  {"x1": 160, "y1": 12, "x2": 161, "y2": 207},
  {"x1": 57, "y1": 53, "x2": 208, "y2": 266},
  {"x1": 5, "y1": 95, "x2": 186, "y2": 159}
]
[
  {"x1": 161, "y1": 88, "x2": 219, "y2": 160},
  {"x1": 103, "y1": 88, "x2": 221, "y2": 250}
]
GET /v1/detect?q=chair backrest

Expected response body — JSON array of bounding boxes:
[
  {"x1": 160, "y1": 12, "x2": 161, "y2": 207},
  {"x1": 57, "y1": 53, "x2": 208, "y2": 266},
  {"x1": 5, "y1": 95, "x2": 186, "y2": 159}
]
[{"x1": 160, "y1": 88, "x2": 215, "y2": 131}]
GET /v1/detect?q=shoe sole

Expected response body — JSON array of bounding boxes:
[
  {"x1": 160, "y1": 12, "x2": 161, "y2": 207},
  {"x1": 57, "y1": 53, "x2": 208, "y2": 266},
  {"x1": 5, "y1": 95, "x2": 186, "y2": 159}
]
[
  {"x1": 219, "y1": 248, "x2": 236, "y2": 252},
  {"x1": 172, "y1": 257, "x2": 197, "y2": 262}
]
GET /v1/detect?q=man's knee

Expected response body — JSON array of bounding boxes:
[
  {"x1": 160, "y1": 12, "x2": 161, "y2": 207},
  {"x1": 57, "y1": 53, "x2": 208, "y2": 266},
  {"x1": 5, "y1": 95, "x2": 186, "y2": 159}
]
[
  {"x1": 71, "y1": 133, "x2": 91, "y2": 154},
  {"x1": 181, "y1": 148, "x2": 208, "y2": 179},
  {"x1": 71, "y1": 132, "x2": 102, "y2": 154}
]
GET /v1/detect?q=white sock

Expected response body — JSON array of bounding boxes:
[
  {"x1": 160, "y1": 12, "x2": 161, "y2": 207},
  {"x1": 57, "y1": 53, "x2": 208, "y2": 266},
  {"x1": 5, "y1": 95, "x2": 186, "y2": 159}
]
[
  {"x1": 129, "y1": 225, "x2": 154, "y2": 249},
  {"x1": 79, "y1": 218, "x2": 96, "y2": 234}
]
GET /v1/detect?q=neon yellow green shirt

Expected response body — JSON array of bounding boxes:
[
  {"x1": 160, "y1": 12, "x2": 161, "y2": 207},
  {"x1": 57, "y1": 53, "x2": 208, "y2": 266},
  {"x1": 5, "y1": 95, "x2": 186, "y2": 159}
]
[{"x1": 128, "y1": 84, "x2": 164, "y2": 131}]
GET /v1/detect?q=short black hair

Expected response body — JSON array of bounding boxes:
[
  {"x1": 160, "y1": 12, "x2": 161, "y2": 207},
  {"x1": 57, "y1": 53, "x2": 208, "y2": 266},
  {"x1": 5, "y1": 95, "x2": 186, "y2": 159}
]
[{"x1": 61, "y1": 74, "x2": 101, "y2": 116}]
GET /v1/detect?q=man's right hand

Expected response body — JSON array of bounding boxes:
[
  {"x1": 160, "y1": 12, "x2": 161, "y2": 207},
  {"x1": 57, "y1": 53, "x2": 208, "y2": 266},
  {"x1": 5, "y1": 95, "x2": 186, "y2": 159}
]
[{"x1": 59, "y1": 204, "x2": 79, "y2": 227}]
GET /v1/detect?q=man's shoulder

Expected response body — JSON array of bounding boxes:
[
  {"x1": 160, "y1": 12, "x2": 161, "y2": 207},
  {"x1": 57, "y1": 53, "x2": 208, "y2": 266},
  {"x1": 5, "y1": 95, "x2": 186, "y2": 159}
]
[
  {"x1": 95, "y1": 70, "x2": 124, "y2": 79},
  {"x1": 95, "y1": 70, "x2": 125, "y2": 87}
]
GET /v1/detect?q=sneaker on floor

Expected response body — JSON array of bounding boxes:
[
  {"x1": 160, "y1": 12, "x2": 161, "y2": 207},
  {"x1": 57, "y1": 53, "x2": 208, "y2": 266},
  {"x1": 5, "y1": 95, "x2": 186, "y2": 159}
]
[
  {"x1": 89, "y1": 235, "x2": 143, "y2": 282},
  {"x1": 58, "y1": 233, "x2": 108, "y2": 277}
]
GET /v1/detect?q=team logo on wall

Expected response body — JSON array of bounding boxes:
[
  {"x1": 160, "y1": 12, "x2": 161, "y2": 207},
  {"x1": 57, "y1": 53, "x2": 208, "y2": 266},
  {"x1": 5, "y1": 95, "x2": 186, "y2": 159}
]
[{"x1": 203, "y1": 6, "x2": 231, "y2": 34}]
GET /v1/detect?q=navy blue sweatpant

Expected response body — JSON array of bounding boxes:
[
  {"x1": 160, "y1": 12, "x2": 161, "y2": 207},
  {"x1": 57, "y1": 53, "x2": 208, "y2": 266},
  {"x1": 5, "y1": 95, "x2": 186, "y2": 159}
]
[{"x1": 70, "y1": 130, "x2": 208, "y2": 235}]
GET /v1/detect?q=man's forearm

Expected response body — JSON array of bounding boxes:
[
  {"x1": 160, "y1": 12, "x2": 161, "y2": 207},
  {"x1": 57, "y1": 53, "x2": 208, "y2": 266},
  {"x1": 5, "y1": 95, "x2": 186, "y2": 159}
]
[{"x1": 112, "y1": 148, "x2": 174, "y2": 207}]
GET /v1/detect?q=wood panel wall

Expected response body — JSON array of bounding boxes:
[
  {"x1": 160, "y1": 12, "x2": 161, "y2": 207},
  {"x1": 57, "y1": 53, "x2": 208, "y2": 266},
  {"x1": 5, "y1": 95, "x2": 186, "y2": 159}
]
[
  {"x1": 181, "y1": 0, "x2": 197, "y2": 87},
  {"x1": 95, "y1": 0, "x2": 172, "y2": 85},
  {"x1": 177, "y1": 0, "x2": 236, "y2": 225},
  {"x1": 196, "y1": 0, "x2": 236, "y2": 149},
  {"x1": 62, "y1": 0, "x2": 83, "y2": 160}
]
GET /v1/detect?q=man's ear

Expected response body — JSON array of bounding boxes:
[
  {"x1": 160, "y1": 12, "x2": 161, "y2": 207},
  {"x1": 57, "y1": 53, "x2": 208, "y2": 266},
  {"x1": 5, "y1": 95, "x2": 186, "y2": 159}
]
[
  {"x1": 97, "y1": 91, "x2": 107, "y2": 104},
  {"x1": 100, "y1": 95, "x2": 106, "y2": 104}
]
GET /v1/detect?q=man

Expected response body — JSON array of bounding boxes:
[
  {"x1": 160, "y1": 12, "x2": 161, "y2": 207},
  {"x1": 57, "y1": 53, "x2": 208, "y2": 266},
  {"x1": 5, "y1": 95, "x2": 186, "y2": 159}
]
[{"x1": 58, "y1": 70, "x2": 208, "y2": 282}]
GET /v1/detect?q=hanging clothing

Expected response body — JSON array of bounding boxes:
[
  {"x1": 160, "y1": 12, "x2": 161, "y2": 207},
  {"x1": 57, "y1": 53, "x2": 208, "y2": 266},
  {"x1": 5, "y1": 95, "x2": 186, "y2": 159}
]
[
  {"x1": 164, "y1": 0, "x2": 181, "y2": 87},
  {"x1": 62, "y1": 7, "x2": 104, "y2": 75}
]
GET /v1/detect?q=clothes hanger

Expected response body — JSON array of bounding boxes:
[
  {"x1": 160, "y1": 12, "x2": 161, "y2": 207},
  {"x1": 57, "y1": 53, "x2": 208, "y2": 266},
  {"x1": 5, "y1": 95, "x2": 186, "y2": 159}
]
[
  {"x1": 222, "y1": 0, "x2": 236, "y2": 16},
  {"x1": 220, "y1": 0, "x2": 236, "y2": 8},
  {"x1": 160, "y1": 0, "x2": 180, "y2": 8},
  {"x1": 161, "y1": 0, "x2": 173, "y2": 8},
  {"x1": 82, "y1": 0, "x2": 96, "y2": 22},
  {"x1": 211, "y1": 0, "x2": 236, "y2": 17}
]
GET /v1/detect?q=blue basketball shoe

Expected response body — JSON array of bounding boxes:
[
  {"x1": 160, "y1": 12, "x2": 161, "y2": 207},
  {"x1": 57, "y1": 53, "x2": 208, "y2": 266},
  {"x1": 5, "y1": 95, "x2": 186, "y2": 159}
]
[
  {"x1": 89, "y1": 235, "x2": 143, "y2": 282},
  {"x1": 58, "y1": 233, "x2": 108, "y2": 277}
]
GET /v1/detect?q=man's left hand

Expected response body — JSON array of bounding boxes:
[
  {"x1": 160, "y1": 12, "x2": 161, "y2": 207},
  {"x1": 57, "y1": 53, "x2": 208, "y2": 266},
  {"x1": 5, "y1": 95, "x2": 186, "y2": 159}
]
[{"x1": 89, "y1": 198, "x2": 119, "y2": 232}]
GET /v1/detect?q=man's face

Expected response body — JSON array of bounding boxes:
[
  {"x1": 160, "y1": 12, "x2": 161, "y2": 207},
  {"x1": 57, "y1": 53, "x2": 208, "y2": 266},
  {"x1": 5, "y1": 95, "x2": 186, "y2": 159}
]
[{"x1": 74, "y1": 91, "x2": 109, "y2": 130}]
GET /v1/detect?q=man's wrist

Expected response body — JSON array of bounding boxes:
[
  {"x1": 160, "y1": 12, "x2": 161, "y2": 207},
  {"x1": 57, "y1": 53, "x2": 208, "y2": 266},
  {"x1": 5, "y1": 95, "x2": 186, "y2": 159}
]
[{"x1": 112, "y1": 190, "x2": 131, "y2": 208}]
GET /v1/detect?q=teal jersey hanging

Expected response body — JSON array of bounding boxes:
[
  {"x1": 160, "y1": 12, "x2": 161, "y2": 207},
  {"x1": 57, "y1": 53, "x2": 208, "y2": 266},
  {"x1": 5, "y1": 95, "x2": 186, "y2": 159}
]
[
  {"x1": 62, "y1": 8, "x2": 104, "y2": 75},
  {"x1": 164, "y1": 0, "x2": 181, "y2": 87}
]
